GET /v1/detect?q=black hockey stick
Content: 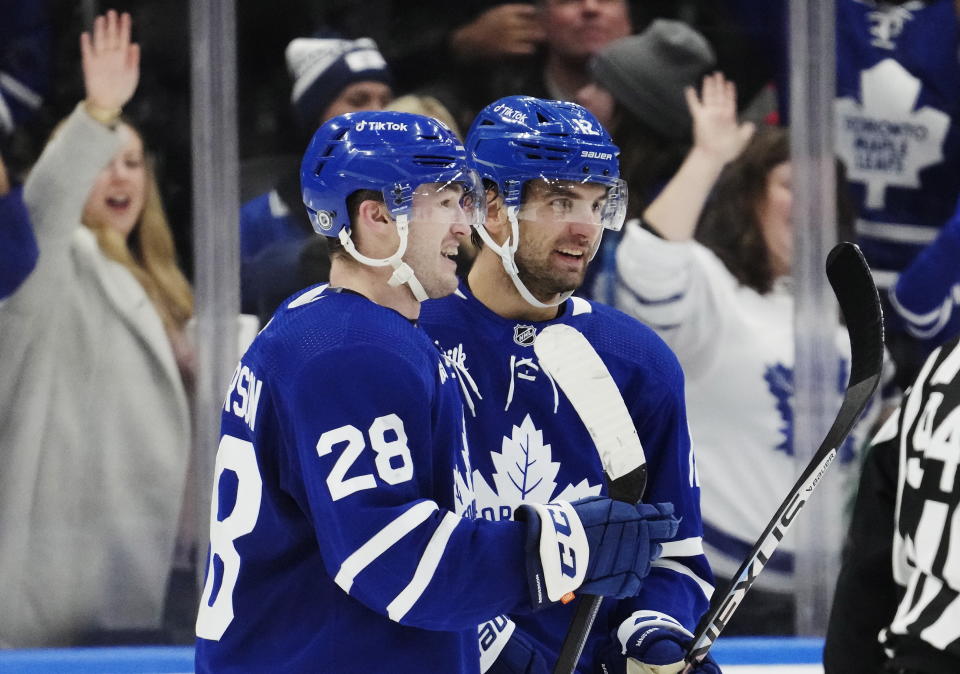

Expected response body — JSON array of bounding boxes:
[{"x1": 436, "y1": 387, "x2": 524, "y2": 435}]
[
  {"x1": 683, "y1": 242, "x2": 884, "y2": 672},
  {"x1": 534, "y1": 324, "x2": 648, "y2": 674}
]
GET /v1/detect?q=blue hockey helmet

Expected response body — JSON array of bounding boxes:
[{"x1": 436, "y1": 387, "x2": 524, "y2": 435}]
[
  {"x1": 301, "y1": 110, "x2": 484, "y2": 237},
  {"x1": 464, "y1": 96, "x2": 627, "y2": 308},
  {"x1": 300, "y1": 110, "x2": 484, "y2": 301},
  {"x1": 466, "y1": 96, "x2": 627, "y2": 232}
]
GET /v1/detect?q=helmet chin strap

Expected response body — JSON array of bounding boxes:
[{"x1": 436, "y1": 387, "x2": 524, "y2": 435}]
[
  {"x1": 338, "y1": 213, "x2": 429, "y2": 302},
  {"x1": 474, "y1": 206, "x2": 576, "y2": 309}
]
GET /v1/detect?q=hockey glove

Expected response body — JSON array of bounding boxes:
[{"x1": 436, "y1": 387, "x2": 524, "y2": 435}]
[
  {"x1": 515, "y1": 497, "x2": 678, "y2": 611},
  {"x1": 602, "y1": 612, "x2": 721, "y2": 674}
]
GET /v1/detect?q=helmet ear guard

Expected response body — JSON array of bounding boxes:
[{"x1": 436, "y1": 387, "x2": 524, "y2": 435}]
[{"x1": 309, "y1": 208, "x2": 337, "y2": 235}]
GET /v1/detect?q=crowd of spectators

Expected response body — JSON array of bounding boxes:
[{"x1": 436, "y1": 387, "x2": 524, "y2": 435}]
[{"x1": 2, "y1": 1, "x2": 960, "y2": 667}]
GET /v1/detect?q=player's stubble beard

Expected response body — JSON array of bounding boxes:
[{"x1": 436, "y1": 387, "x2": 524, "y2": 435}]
[{"x1": 514, "y1": 240, "x2": 590, "y2": 301}]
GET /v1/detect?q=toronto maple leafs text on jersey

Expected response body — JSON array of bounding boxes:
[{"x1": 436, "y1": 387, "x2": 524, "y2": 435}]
[
  {"x1": 835, "y1": 0, "x2": 960, "y2": 290},
  {"x1": 725, "y1": 0, "x2": 960, "y2": 290},
  {"x1": 195, "y1": 286, "x2": 541, "y2": 674},
  {"x1": 420, "y1": 282, "x2": 714, "y2": 672}
]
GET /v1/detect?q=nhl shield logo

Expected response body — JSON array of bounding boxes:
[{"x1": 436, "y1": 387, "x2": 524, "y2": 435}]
[
  {"x1": 315, "y1": 211, "x2": 334, "y2": 232},
  {"x1": 513, "y1": 324, "x2": 537, "y2": 347}
]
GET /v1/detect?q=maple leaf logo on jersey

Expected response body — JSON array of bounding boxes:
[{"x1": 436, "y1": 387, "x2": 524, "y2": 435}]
[
  {"x1": 835, "y1": 59, "x2": 949, "y2": 209},
  {"x1": 765, "y1": 362, "x2": 858, "y2": 463},
  {"x1": 472, "y1": 414, "x2": 601, "y2": 521},
  {"x1": 765, "y1": 363, "x2": 794, "y2": 456}
]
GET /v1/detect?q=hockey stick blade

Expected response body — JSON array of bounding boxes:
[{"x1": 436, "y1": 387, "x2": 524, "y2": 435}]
[
  {"x1": 534, "y1": 324, "x2": 648, "y2": 674},
  {"x1": 534, "y1": 324, "x2": 647, "y2": 487},
  {"x1": 683, "y1": 242, "x2": 884, "y2": 672}
]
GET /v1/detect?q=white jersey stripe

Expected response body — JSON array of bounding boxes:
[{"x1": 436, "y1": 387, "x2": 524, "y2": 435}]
[
  {"x1": 946, "y1": 506, "x2": 960, "y2": 588},
  {"x1": 890, "y1": 573, "x2": 939, "y2": 634},
  {"x1": 855, "y1": 219, "x2": 940, "y2": 245},
  {"x1": 335, "y1": 500, "x2": 438, "y2": 594},
  {"x1": 915, "y1": 501, "x2": 950, "y2": 574},
  {"x1": 659, "y1": 537, "x2": 704, "y2": 558},
  {"x1": 651, "y1": 558, "x2": 714, "y2": 600},
  {"x1": 889, "y1": 287, "x2": 957, "y2": 339},
  {"x1": 920, "y1": 592, "x2": 960, "y2": 650},
  {"x1": 871, "y1": 269, "x2": 900, "y2": 289},
  {"x1": 931, "y1": 340, "x2": 960, "y2": 385},
  {"x1": 386, "y1": 511, "x2": 461, "y2": 622}
]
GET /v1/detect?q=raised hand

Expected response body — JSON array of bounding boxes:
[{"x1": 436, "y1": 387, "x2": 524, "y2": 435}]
[
  {"x1": 685, "y1": 72, "x2": 754, "y2": 166},
  {"x1": 80, "y1": 10, "x2": 140, "y2": 116},
  {"x1": 451, "y1": 4, "x2": 546, "y2": 60}
]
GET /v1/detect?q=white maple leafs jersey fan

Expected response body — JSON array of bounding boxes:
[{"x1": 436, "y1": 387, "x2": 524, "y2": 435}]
[
  {"x1": 194, "y1": 285, "x2": 535, "y2": 673},
  {"x1": 420, "y1": 282, "x2": 714, "y2": 671},
  {"x1": 614, "y1": 226, "x2": 891, "y2": 595}
]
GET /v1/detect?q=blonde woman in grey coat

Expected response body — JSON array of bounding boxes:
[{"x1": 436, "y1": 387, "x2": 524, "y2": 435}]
[{"x1": 0, "y1": 10, "x2": 194, "y2": 647}]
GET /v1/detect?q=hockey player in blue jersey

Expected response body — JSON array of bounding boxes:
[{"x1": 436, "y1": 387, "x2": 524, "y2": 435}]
[
  {"x1": 194, "y1": 110, "x2": 682, "y2": 673},
  {"x1": 419, "y1": 97, "x2": 719, "y2": 673}
]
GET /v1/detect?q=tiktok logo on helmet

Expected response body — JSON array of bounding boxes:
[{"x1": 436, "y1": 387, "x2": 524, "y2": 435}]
[
  {"x1": 493, "y1": 103, "x2": 528, "y2": 124},
  {"x1": 354, "y1": 120, "x2": 408, "y2": 132}
]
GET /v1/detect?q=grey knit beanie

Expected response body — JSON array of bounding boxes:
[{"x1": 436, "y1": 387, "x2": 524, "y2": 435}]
[{"x1": 590, "y1": 19, "x2": 716, "y2": 140}]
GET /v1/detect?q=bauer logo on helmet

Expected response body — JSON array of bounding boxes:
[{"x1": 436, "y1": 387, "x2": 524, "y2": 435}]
[{"x1": 581, "y1": 150, "x2": 613, "y2": 160}]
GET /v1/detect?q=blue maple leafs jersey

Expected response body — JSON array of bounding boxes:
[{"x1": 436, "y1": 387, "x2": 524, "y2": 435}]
[
  {"x1": 420, "y1": 283, "x2": 714, "y2": 672},
  {"x1": 194, "y1": 285, "x2": 533, "y2": 673},
  {"x1": 732, "y1": 0, "x2": 960, "y2": 289},
  {"x1": 835, "y1": 0, "x2": 960, "y2": 288}
]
